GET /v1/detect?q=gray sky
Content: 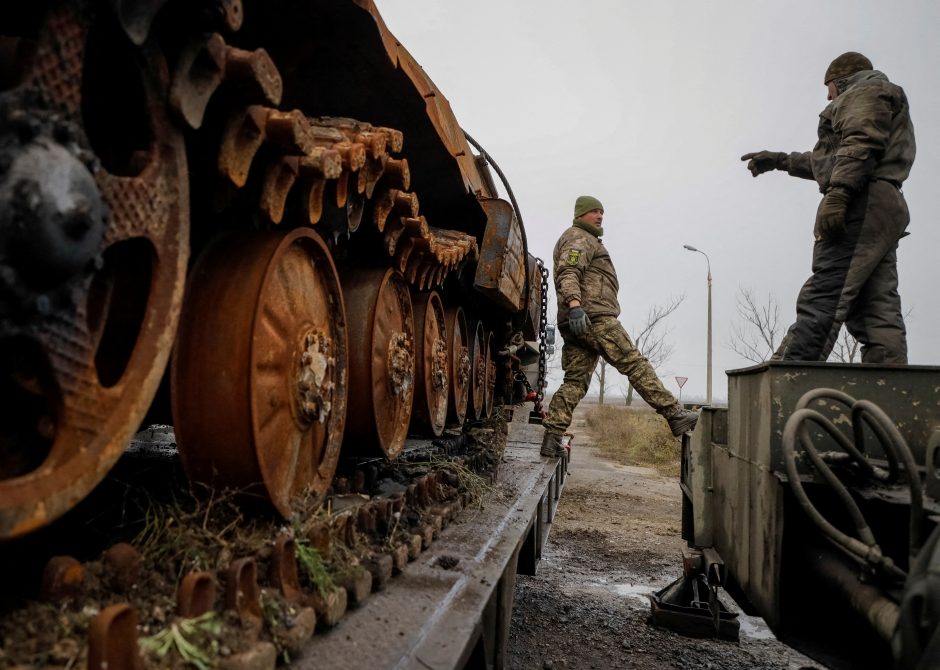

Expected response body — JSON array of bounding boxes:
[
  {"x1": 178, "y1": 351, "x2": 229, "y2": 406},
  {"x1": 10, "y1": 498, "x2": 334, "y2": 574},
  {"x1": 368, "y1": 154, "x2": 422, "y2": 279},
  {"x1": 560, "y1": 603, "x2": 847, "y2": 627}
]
[{"x1": 379, "y1": 0, "x2": 940, "y2": 401}]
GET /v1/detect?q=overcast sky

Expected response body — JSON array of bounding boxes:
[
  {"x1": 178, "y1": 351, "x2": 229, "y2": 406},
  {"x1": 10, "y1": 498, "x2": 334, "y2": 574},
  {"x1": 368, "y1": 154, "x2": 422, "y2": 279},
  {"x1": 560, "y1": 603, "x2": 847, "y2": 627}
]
[{"x1": 379, "y1": 1, "x2": 940, "y2": 402}]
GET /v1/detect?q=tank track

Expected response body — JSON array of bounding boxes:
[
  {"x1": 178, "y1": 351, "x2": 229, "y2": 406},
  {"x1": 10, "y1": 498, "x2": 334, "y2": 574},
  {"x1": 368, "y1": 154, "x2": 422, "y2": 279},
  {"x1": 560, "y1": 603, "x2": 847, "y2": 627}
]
[{"x1": 0, "y1": 418, "x2": 508, "y2": 669}]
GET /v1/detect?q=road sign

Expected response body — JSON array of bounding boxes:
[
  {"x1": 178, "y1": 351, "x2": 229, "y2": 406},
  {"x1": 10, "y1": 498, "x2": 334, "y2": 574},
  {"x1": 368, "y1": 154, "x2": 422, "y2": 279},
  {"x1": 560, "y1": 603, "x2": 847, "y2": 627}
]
[{"x1": 675, "y1": 376, "x2": 688, "y2": 388}]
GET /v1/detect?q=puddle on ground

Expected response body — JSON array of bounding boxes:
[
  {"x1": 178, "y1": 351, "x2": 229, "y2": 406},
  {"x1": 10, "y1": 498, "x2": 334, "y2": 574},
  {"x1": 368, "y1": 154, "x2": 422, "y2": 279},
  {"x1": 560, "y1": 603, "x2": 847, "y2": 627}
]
[{"x1": 590, "y1": 579, "x2": 778, "y2": 641}]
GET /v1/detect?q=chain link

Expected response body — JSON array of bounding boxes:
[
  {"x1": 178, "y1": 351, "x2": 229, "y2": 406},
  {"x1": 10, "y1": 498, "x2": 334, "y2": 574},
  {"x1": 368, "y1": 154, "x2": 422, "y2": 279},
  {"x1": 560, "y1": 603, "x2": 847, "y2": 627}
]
[{"x1": 536, "y1": 258, "x2": 549, "y2": 408}]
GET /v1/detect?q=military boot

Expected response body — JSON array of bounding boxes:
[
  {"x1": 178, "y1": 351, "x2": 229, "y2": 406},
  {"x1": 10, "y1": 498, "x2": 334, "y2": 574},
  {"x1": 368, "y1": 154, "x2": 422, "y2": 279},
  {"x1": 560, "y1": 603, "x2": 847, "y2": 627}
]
[
  {"x1": 540, "y1": 431, "x2": 565, "y2": 457},
  {"x1": 667, "y1": 408, "x2": 699, "y2": 437}
]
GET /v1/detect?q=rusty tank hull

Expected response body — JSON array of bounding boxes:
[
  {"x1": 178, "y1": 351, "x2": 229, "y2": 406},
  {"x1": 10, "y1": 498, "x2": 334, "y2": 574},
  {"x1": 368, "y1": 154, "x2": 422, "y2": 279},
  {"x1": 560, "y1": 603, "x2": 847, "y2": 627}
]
[
  {"x1": 0, "y1": 1, "x2": 559, "y2": 667},
  {"x1": 0, "y1": 0, "x2": 543, "y2": 538}
]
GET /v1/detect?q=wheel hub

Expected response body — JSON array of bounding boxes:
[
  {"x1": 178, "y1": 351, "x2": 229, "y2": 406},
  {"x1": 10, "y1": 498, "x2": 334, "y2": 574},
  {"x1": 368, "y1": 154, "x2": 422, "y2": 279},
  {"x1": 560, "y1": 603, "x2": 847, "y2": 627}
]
[
  {"x1": 296, "y1": 329, "x2": 335, "y2": 424},
  {"x1": 387, "y1": 331, "x2": 413, "y2": 397}
]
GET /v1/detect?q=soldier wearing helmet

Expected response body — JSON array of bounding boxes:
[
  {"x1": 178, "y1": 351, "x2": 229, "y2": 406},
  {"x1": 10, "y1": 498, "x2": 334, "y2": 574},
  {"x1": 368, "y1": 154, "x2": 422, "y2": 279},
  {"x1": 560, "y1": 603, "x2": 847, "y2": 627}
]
[{"x1": 741, "y1": 52, "x2": 915, "y2": 363}]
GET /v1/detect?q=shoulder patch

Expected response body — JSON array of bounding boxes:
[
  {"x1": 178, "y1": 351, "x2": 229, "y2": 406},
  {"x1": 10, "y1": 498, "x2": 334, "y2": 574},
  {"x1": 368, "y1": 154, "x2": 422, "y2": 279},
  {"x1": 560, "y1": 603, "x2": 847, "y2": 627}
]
[{"x1": 565, "y1": 249, "x2": 581, "y2": 266}]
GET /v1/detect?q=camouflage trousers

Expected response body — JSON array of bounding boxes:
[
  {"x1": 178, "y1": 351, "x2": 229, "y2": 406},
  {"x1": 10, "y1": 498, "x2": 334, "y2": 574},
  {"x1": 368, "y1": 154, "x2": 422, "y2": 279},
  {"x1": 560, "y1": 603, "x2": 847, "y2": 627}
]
[{"x1": 543, "y1": 316, "x2": 680, "y2": 435}]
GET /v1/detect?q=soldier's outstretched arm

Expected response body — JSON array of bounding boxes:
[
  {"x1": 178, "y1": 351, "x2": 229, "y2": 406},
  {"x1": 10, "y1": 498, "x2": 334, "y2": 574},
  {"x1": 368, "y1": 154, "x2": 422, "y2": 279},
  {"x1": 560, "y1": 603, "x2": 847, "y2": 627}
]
[{"x1": 741, "y1": 150, "x2": 815, "y2": 180}]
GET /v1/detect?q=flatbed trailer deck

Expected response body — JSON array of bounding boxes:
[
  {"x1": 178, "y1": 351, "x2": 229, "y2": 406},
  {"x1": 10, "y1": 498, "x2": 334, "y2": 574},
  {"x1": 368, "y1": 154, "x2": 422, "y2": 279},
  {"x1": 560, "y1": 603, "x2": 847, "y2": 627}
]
[{"x1": 305, "y1": 412, "x2": 567, "y2": 669}]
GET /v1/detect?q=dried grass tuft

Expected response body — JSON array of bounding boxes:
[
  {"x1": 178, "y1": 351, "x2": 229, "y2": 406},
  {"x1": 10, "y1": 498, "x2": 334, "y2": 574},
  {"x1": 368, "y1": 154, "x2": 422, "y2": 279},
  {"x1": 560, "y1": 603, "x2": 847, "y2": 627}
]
[{"x1": 584, "y1": 405, "x2": 680, "y2": 476}]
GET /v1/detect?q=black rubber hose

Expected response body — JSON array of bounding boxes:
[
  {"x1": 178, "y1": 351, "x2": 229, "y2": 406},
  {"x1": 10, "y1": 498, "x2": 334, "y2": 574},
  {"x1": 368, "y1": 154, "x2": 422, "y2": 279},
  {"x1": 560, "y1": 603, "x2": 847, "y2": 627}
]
[
  {"x1": 852, "y1": 399, "x2": 924, "y2": 556},
  {"x1": 462, "y1": 131, "x2": 523, "y2": 229},
  {"x1": 795, "y1": 388, "x2": 897, "y2": 482},
  {"x1": 783, "y1": 407, "x2": 906, "y2": 580}
]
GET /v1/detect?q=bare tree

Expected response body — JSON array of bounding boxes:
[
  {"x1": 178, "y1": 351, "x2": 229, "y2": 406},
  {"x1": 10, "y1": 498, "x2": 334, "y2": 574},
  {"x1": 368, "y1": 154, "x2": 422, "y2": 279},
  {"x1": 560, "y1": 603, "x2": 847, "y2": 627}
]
[
  {"x1": 828, "y1": 307, "x2": 912, "y2": 363},
  {"x1": 828, "y1": 326, "x2": 860, "y2": 363},
  {"x1": 729, "y1": 288, "x2": 781, "y2": 363},
  {"x1": 595, "y1": 360, "x2": 607, "y2": 404},
  {"x1": 621, "y1": 294, "x2": 686, "y2": 405}
]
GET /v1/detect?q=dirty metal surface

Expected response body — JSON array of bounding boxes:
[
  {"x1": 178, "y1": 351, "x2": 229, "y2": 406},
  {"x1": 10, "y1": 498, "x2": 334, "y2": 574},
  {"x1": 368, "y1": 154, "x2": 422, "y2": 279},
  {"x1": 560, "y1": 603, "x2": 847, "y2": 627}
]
[
  {"x1": 474, "y1": 198, "x2": 526, "y2": 312},
  {"x1": 172, "y1": 229, "x2": 347, "y2": 516},
  {"x1": 411, "y1": 291, "x2": 448, "y2": 437},
  {"x1": 444, "y1": 306, "x2": 469, "y2": 426},
  {"x1": 467, "y1": 321, "x2": 485, "y2": 421},
  {"x1": 301, "y1": 414, "x2": 564, "y2": 669},
  {"x1": 342, "y1": 268, "x2": 415, "y2": 459},
  {"x1": 483, "y1": 330, "x2": 496, "y2": 419},
  {"x1": 0, "y1": 2, "x2": 189, "y2": 538},
  {"x1": 728, "y1": 361, "x2": 940, "y2": 472},
  {"x1": 688, "y1": 362, "x2": 940, "y2": 631}
]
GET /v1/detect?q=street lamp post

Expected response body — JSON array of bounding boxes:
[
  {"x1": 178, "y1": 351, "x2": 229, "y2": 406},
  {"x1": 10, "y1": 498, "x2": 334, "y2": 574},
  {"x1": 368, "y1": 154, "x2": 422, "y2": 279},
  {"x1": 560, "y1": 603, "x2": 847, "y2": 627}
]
[{"x1": 683, "y1": 245, "x2": 712, "y2": 406}]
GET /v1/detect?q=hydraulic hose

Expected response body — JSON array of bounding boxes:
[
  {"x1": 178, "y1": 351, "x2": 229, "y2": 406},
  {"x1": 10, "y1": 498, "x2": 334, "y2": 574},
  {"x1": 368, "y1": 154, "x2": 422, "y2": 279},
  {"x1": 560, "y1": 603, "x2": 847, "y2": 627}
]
[{"x1": 781, "y1": 388, "x2": 924, "y2": 582}]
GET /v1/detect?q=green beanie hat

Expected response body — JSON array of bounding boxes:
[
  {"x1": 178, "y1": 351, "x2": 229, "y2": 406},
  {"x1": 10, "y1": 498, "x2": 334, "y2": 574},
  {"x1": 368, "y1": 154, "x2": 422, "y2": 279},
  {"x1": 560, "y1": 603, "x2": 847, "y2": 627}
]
[{"x1": 574, "y1": 195, "x2": 604, "y2": 219}]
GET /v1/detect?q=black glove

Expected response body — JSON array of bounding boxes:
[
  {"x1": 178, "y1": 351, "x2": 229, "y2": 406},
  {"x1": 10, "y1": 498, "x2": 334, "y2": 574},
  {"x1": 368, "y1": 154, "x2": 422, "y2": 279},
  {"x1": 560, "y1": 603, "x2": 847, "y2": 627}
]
[
  {"x1": 815, "y1": 187, "x2": 851, "y2": 240},
  {"x1": 567, "y1": 306, "x2": 591, "y2": 337},
  {"x1": 740, "y1": 151, "x2": 788, "y2": 177}
]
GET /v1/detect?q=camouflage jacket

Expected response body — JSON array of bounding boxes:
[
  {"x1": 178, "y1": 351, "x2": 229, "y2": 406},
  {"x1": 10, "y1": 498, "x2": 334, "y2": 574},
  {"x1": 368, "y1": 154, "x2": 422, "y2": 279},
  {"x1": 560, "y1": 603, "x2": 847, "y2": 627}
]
[
  {"x1": 553, "y1": 225, "x2": 620, "y2": 323},
  {"x1": 788, "y1": 70, "x2": 915, "y2": 192}
]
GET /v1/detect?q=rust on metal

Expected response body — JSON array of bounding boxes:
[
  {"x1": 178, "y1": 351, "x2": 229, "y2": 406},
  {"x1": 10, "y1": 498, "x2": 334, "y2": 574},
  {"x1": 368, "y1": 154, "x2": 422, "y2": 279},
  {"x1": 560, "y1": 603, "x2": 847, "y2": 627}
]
[
  {"x1": 301, "y1": 176, "x2": 327, "y2": 225},
  {"x1": 218, "y1": 105, "x2": 269, "y2": 187},
  {"x1": 263, "y1": 108, "x2": 316, "y2": 155},
  {"x1": 1, "y1": 4, "x2": 189, "y2": 539},
  {"x1": 259, "y1": 156, "x2": 300, "y2": 223},
  {"x1": 411, "y1": 291, "x2": 448, "y2": 436},
  {"x1": 223, "y1": 44, "x2": 283, "y2": 105},
  {"x1": 384, "y1": 158, "x2": 409, "y2": 190},
  {"x1": 173, "y1": 229, "x2": 347, "y2": 517},
  {"x1": 445, "y1": 306, "x2": 470, "y2": 425},
  {"x1": 334, "y1": 168, "x2": 350, "y2": 207},
  {"x1": 333, "y1": 141, "x2": 367, "y2": 172},
  {"x1": 299, "y1": 147, "x2": 343, "y2": 179},
  {"x1": 483, "y1": 330, "x2": 496, "y2": 418},
  {"x1": 102, "y1": 543, "x2": 142, "y2": 593},
  {"x1": 393, "y1": 234, "x2": 415, "y2": 272},
  {"x1": 177, "y1": 572, "x2": 217, "y2": 618},
  {"x1": 474, "y1": 197, "x2": 526, "y2": 312},
  {"x1": 468, "y1": 321, "x2": 485, "y2": 420},
  {"x1": 271, "y1": 536, "x2": 304, "y2": 604},
  {"x1": 226, "y1": 558, "x2": 263, "y2": 626},
  {"x1": 170, "y1": 33, "x2": 226, "y2": 129},
  {"x1": 88, "y1": 603, "x2": 142, "y2": 670},
  {"x1": 341, "y1": 268, "x2": 414, "y2": 460},
  {"x1": 40, "y1": 556, "x2": 85, "y2": 603}
]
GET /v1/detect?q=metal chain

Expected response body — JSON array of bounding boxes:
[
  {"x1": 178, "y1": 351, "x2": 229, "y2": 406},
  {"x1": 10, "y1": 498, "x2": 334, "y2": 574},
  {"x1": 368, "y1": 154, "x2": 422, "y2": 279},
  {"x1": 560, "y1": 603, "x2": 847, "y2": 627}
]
[{"x1": 536, "y1": 258, "x2": 549, "y2": 407}]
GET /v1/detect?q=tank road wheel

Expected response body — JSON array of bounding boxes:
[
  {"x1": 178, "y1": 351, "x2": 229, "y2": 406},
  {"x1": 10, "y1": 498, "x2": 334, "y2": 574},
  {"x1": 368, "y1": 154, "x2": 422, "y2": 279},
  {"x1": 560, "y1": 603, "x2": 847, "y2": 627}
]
[
  {"x1": 171, "y1": 229, "x2": 348, "y2": 517},
  {"x1": 444, "y1": 306, "x2": 469, "y2": 426},
  {"x1": 0, "y1": 7, "x2": 188, "y2": 537},
  {"x1": 483, "y1": 330, "x2": 496, "y2": 418},
  {"x1": 411, "y1": 291, "x2": 448, "y2": 437},
  {"x1": 342, "y1": 269, "x2": 414, "y2": 460},
  {"x1": 467, "y1": 321, "x2": 485, "y2": 421}
]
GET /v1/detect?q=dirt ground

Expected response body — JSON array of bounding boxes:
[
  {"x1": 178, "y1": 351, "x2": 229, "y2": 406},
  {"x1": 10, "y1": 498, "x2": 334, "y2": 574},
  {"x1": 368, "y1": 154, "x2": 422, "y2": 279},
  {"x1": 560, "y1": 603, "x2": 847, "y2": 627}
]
[{"x1": 506, "y1": 405, "x2": 823, "y2": 670}]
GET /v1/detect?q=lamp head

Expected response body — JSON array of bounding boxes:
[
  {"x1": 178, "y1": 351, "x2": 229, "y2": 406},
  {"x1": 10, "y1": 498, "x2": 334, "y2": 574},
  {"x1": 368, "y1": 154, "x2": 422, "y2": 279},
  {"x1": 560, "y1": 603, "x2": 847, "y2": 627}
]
[{"x1": 683, "y1": 244, "x2": 698, "y2": 252}]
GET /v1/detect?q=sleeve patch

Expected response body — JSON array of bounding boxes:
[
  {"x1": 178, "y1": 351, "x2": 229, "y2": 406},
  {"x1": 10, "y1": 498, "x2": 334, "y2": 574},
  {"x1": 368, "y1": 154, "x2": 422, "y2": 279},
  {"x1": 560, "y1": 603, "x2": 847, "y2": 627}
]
[{"x1": 565, "y1": 249, "x2": 582, "y2": 266}]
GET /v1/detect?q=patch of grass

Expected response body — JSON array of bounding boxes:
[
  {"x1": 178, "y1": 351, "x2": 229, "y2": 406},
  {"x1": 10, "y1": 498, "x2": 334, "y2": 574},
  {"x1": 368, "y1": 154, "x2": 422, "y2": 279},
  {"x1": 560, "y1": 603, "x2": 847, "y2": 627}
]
[
  {"x1": 294, "y1": 540, "x2": 334, "y2": 599},
  {"x1": 139, "y1": 611, "x2": 221, "y2": 670},
  {"x1": 583, "y1": 405, "x2": 680, "y2": 476},
  {"x1": 403, "y1": 456, "x2": 493, "y2": 509}
]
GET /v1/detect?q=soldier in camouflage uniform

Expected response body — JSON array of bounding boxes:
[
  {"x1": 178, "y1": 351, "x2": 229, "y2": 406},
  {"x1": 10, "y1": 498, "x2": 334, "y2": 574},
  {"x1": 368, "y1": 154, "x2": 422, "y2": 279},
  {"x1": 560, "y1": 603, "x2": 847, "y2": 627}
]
[
  {"x1": 742, "y1": 52, "x2": 915, "y2": 363},
  {"x1": 540, "y1": 196, "x2": 699, "y2": 457}
]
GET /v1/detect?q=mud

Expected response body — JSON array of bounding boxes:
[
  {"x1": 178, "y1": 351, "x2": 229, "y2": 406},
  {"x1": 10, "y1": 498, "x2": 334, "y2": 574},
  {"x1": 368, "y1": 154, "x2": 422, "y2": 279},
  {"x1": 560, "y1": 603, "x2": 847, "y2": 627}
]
[{"x1": 506, "y1": 405, "x2": 824, "y2": 670}]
